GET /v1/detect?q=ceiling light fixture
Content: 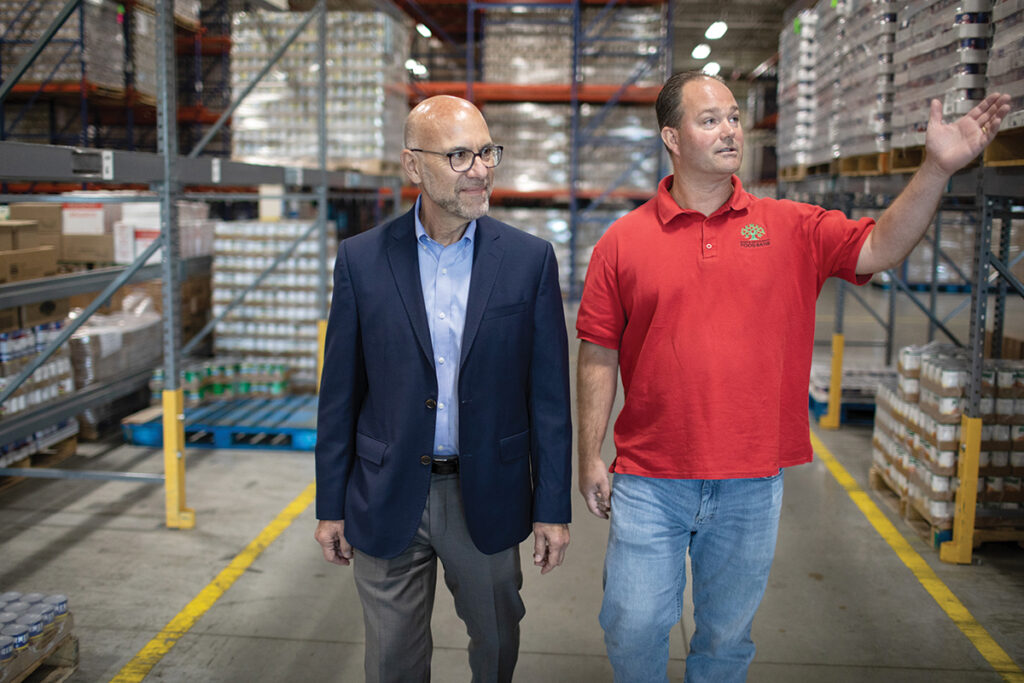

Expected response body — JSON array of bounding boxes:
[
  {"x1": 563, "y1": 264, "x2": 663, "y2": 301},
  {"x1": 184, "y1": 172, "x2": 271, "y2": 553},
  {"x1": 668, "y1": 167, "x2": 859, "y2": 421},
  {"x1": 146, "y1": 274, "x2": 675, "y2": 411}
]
[
  {"x1": 705, "y1": 21, "x2": 728, "y2": 40},
  {"x1": 416, "y1": 23, "x2": 432, "y2": 38},
  {"x1": 702, "y1": 61, "x2": 722, "y2": 76},
  {"x1": 691, "y1": 43, "x2": 711, "y2": 60}
]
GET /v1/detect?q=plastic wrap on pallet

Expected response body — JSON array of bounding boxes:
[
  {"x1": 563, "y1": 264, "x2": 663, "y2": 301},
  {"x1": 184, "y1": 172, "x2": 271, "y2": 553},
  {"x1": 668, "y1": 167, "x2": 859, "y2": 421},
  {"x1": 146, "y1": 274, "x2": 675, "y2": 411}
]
[
  {"x1": 0, "y1": 0, "x2": 124, "y2": 92},
  {"x1": 230, "y1": 10, "x2": 410, "y2": 167},
  {"x1": 777, "y1": 9, "x2": 819, "y2": 170},
  {"x1": 69, "y1": 310, "x2": 162, "y2": 389},
  {"x1": 806, "y1": 0, "x2": 844, "y2": 166},
  {"x1": 891, "y1": 0, "x2": 994, "y2": 150},
  {"x1": 212, "y1": 220, "x2": 336, "y2": 391},
  {"x1": 836, "y1": 0, "x2": 897, "y2": 159},
  {"x1": 989, "y1": 0, "x2": 1024, "y2": 129}
]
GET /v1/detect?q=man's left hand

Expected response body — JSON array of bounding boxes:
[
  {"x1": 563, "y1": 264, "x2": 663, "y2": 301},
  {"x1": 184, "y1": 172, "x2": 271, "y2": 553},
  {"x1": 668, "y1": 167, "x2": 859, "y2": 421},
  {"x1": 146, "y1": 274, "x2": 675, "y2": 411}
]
[
  {"x1": 532, "y1": 522, "x2": 569, "y2": 575},
  {"x1": 925, "y1": 93, "x2": 1011, "y2": 176}
]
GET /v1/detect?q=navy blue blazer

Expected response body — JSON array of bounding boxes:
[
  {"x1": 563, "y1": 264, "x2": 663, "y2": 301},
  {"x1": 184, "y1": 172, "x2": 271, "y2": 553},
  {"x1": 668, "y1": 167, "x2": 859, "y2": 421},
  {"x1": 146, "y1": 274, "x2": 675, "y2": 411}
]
[{"x1": 314, "y1": 208, "x2": 572, "y2": 558}]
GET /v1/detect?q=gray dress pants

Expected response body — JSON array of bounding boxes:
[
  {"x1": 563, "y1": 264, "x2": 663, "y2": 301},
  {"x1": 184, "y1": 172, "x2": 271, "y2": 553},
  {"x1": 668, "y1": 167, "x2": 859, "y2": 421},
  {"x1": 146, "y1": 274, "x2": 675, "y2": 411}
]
[{"x1": 353, "y1": 472, "x2": 525, "y2": 683}]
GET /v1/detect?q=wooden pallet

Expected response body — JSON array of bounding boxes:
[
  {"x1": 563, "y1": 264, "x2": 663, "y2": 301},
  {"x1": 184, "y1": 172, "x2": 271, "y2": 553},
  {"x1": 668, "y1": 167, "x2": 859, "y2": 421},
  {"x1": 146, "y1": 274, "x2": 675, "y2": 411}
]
[
  {"x1": 779, "y1": 165, "x2": 807, "y2": 182},
  {"x1": 0, "y1": 436, "x2": 78, "y2": 495},
  {"x1": 1, "y1": 614, "x2": 78, "y2": 683},
  {"x1": 869, "y1": 465, "x2": 907, "y2": 518},
  {"x1": 984, "y1": 126, "x2": 1024, "y2": 167},
  {"x1": 890, "y1": 146, "x2": 925, "y2": 173},
  {"x1": 838, "y1": 152, "x2": 890, "y2": 177},
  {"x1": 904, "y1": 495, "x2": 954, "y2": 548}
]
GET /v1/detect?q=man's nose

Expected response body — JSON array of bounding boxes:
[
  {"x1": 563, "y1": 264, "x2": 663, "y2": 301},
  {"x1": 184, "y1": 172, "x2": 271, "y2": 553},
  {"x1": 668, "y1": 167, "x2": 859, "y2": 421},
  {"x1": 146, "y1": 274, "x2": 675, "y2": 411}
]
[{"x1": 465, "y1": 154, "x2": 488, "y2": 178}]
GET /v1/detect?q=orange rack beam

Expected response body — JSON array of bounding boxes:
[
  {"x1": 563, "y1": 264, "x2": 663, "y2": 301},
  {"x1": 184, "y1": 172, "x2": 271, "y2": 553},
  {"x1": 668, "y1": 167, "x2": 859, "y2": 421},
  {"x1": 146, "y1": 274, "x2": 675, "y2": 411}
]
[{"x1": 410, "y1": 82, "x2": 660, "y2": 104}]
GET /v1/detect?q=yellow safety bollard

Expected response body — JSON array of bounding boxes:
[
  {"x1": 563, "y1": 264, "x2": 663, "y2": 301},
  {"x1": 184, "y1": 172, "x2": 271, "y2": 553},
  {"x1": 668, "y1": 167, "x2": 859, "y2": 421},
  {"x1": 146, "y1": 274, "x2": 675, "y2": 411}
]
[
  {"x1": 819, "y1": 333, "x2": 845, "y2": 430},
  {"x1": 940, "y1": 414, "x2": 982, "y2": 564},
  {"x1": 162, "y1": 388, "x2": 195, "y2": 529}
]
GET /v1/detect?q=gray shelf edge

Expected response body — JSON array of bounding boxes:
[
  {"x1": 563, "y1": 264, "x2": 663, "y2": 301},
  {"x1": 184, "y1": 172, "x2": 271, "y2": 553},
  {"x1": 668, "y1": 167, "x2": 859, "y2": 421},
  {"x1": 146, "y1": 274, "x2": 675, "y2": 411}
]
[
  {"x1": 0, "y1": 367, "x2": 153, "y2": 445},
  {"x1": 0, "y1": 141, "x2": 398, "y2": 189},
  {"x1": 0, "y1": 256, "x2": 212, "y2": 309}
]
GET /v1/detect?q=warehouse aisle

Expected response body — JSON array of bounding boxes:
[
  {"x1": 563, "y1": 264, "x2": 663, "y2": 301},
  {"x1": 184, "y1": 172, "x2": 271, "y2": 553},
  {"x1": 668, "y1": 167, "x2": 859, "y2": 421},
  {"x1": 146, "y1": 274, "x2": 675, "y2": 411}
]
[{"x1": 0, "y1": 288, "x2": 1022, "y2": 682}]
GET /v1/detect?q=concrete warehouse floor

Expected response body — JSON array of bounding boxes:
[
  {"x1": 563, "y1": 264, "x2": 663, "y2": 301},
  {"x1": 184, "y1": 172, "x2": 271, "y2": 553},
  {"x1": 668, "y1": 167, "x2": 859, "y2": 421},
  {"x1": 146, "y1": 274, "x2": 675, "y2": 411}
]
[{"x1": 1, "y1": 280, "x2": 1023, "y2": 682}]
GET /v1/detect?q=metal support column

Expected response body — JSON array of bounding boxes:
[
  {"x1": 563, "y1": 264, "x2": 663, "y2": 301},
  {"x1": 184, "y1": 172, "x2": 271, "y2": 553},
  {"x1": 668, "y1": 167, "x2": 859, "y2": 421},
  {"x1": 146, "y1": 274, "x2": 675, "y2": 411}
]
[
  {"x1": 155, "y1": 0, "x2": 194, "y2": 530},
  {"x1": 316, "y1": 0, "x2": 330, "y2": 392}
]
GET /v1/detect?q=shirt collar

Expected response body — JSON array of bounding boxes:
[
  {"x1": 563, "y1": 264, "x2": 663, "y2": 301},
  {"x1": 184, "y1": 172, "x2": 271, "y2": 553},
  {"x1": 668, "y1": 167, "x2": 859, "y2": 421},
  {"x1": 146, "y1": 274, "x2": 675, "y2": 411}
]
[
  {"x1": 655, "y1": 174, "x2": 752, "y2": 225},
  {"x1": 414, "y1": 195, "x2": 477, "y2": 247}
]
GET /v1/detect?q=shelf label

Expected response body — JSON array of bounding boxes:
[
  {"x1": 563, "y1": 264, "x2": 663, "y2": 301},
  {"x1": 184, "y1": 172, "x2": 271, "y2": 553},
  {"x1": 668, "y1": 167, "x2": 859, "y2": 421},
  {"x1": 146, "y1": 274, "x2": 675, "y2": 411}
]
[
  {"x1": 211, "y1": 158, "x2": 222, "y2": 184},
  {"x1": 101, "y1": 150, "x2": 114, "y2": 180}
]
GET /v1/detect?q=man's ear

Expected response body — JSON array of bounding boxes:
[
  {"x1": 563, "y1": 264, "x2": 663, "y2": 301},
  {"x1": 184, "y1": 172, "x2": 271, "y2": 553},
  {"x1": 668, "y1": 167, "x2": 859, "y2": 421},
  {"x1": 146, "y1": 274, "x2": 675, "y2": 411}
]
[
  {"x1": 401, "y1": 149, "x2": 421, "y2": 185},
  {"x1": 660, "y1": 126, "x2": 680, "y2": 157}
]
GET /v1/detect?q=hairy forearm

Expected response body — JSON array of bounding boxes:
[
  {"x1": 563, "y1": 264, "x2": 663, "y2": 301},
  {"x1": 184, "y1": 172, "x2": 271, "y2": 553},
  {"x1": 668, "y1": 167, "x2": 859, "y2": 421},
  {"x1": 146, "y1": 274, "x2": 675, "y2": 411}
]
[
  {"x1": 576, "y1": 341, "x2": 618, "y2": 466},
  {"x1": 856, "y1": 159, "x2": 951, "y2": 275}
]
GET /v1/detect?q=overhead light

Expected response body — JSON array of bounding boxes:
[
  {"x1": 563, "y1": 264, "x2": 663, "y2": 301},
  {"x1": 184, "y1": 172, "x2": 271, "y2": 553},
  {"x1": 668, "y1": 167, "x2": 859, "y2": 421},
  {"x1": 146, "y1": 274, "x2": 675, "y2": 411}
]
[
  {"x1": 405, "y1": 59, "x2": 417, "y2": 70},
  {"x1": 416, "y1": 23, "x2": 432, "y2": 38},
  {"x1": 705, "y1": 21, "x2": 728, "y2": 40},
  {"x1": 702, "y1": 61, "x2": 721, "y2": 76},
  {"x1": 691, "y1": 43, "x2": 711, "y2": 60}
]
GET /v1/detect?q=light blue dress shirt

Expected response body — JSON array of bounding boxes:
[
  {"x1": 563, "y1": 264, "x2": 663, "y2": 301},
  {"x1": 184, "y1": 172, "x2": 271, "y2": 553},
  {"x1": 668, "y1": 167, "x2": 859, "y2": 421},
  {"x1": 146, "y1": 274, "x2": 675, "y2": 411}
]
[{"x1": 414, "y1": 196, "x2": 476, "y2": 457}]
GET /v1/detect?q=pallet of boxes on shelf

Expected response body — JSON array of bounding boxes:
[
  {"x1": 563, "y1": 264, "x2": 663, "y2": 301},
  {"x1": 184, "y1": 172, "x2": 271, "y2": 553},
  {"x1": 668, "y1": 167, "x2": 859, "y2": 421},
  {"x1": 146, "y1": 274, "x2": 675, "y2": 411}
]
[
  {"x1": 229, "y1": 10, "x2": 410, "y2": 174},
  {"x1": 836, "y1": 0, "x2": 897, "y2": 176},
  {"x1": 777, "y1": 9, "x2": 818, "y2": 181},
  {"x1": 805, "y1": 0, "x2": 843, "y2": 175},
  {"x1": 872, "y1": 341, "x2": 1024, "y2": 546},
  {"x1": 891, "y1": 1, "x2": 992, "y2": 168},
  {"x1": 132, "y1": 0, "x2": 201, "y2": 29},
  {"x1": 0, "y1": 0, "x2": 124, "y2": 95},
  {"x1": 212, "y1": 220, "x2": 336, "y2": 393},
  {"x1": 986, "y1": 0, "x2": 1024, "y2": 165}
]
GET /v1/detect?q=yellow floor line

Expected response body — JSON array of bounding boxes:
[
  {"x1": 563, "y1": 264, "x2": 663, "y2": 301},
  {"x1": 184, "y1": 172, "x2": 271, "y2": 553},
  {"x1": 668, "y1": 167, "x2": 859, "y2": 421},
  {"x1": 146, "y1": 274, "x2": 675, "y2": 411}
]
[
  {"x1": 810, "y1": 430, "x2": 1024, "y2": 683},
  {"x1": 110, "y1": 482, "x2": 316, "y2": 683}
]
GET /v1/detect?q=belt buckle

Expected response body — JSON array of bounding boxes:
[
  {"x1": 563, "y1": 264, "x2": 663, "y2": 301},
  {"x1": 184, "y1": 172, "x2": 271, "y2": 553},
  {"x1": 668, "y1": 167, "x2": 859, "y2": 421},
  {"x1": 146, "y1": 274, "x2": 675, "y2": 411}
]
[{"x1": 431, "y1": 458, "x2": 459, "y2": 475}]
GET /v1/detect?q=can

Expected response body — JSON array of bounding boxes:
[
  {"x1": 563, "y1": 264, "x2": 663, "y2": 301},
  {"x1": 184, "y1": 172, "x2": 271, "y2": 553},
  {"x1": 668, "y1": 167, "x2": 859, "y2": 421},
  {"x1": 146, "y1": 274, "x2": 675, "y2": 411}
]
[
  {"x1": 43, "y1": 594, "x2": 67, "y2": 620},
  {"x1": 0, "y1": 635, "x2": 13, "y2": 662},
  {"x1": 1, "y1": 623, "x2": 28, "y2": 651},
  {"x1": 16, "y1": 613, "x2": 44, "y2": 641},
  {"x1": 0, "y1": 592, "x2": 21, "y2": 603},
  {"x1": 21, "y1": 592, "x2": 45, "y2": 605},
  {"x1": 3, "y1": 602, "x2": 30, "y2": 614},
  {"x1": 0, "y1": 612, "x2": 18, "y2": 626}
]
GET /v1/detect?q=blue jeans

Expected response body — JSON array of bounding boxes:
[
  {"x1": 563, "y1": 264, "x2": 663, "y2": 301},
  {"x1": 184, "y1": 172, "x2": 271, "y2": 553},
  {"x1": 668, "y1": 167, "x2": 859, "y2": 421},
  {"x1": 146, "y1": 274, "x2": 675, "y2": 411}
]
[{"x1": 599, "y1": 472, "x2": 785, "y2": 683}]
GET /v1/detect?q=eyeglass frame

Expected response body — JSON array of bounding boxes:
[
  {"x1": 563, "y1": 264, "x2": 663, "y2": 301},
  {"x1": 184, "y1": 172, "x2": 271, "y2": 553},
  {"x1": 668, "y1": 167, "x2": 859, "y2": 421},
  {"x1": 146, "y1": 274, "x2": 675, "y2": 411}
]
[{"x1": 407, "y1": 145, "x2": 504, "y2": 173}]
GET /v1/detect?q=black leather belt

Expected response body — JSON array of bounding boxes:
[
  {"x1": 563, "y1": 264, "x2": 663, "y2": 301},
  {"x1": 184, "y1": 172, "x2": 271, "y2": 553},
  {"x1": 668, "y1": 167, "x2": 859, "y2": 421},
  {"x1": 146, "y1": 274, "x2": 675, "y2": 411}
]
[{"x1": 431, "y1": 458, "x2": 459, "y2": 475}]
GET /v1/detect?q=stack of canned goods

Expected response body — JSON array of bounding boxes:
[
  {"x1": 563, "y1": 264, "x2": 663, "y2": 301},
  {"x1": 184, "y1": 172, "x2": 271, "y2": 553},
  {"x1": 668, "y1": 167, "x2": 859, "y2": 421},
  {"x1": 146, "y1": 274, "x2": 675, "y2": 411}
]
[
  {"x1": 150, "y1": 358, "x2": 290, "y2": 408},
  {"x1": 0, "y1": 590, "x2": 69, "y2": 664}
]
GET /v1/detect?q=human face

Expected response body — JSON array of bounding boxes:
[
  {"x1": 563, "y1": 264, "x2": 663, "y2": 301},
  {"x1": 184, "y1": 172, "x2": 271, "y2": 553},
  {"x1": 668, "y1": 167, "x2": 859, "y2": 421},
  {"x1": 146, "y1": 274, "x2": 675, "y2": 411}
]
[
  {"x1": 411, "y1": 114, "x2": 495, "y2": 225},
  {"x1": 668, "y1": 78, "x2": 743, "y2": 178}
]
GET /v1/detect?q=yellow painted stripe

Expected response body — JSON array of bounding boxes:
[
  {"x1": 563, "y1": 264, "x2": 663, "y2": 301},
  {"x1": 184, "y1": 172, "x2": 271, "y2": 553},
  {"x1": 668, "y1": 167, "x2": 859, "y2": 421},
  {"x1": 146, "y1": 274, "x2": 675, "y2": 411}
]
[
  {"x1": 810, "y1": 430, "x2": 1024, "y2": 682},
  {"x1": 110, "y1": 482, "x2": 316, "y2": 682}
]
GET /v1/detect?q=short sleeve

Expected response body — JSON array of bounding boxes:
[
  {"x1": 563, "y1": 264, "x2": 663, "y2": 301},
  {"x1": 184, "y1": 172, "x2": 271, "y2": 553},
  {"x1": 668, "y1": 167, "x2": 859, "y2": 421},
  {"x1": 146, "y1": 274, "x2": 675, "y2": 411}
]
[
  {"x1": 576, "y1": 237, "x2": 626, "y2": 350},
  {"x1": 803, "y1": 204, "x2": 875, "y2": 287}
]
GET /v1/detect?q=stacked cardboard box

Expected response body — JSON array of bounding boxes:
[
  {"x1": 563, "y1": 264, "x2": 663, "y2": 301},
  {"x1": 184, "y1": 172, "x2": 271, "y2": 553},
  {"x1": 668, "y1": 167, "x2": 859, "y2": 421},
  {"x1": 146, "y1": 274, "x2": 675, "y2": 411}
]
[
  {"x1": 892, "y1": 1, "x2": 993, "y2": 150},
  {"x1": 836, "y1": 0, "x2": 897, "y2": 158},
  {"x1": 873, "y1": 341, "x2": 1024, "y2": 531},
  {"x1": 0, "y1": 0, "x2": 124, "y2": 92},
  {"x1": 212, "y1": 220, "x2": 336, "y2": 391},
  {"x1": 230, "y1": 10, "x2": 410, "y2": 167}
]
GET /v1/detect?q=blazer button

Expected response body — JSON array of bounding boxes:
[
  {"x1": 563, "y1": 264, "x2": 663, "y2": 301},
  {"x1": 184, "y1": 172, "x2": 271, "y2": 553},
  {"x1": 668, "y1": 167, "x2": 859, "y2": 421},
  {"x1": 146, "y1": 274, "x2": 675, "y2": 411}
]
[
  {"x1": 425, "y1": 399, "x2": 437, "y2": 409},
  {"x1": 420, "y1": 455, "x2": 431, "y2": 466}
]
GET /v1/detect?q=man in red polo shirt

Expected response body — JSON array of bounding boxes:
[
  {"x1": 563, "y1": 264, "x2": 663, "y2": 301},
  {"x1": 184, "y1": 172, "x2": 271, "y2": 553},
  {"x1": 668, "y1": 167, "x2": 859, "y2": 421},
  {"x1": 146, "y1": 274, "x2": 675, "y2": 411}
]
[{"x1": 576, "y1": 71, "x2": 1010, "y2": 682}]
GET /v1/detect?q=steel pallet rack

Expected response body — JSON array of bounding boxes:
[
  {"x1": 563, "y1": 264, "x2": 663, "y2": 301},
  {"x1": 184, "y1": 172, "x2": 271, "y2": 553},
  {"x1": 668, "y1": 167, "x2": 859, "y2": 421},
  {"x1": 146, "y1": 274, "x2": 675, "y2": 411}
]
[
  {"x1": 779, "y1": 165, "x2": 1024, "y2": 562},
  {"x1": 0, "y1": 0, "x2": 402, "y2": 529}
]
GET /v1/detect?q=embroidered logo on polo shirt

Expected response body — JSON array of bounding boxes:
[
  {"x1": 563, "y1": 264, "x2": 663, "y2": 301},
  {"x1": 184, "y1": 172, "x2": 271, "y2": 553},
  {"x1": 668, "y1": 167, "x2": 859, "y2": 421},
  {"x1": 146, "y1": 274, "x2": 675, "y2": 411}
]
[{"x1": 739, "y1": 223, "x2": 770, "y2": 248}]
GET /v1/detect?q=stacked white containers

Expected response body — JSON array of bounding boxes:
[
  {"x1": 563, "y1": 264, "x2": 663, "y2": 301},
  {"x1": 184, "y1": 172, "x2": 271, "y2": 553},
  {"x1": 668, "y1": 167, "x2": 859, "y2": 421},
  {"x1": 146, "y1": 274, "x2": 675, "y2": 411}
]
[
  {"x1": 990, "y1": 0, "x2": 1024, "y2": 130},
  {"x1": 808, "y1": 0, "x2": 844, "y2": 167},
  {"x1": 212, "y1": 221, "x2": 336, "y2": 392},
  {"x1": 230, "y1": 11, "x2": 410, "y2": 167},
  {"x1": 777, "y1": 10, "x2": 818, "y2": 170},
  {"x1": 892, "y1": 1, "x2": 993, "y2": 150},
  {"x1": 837, "y1": 0, "x2": 898, "y2": 158}
]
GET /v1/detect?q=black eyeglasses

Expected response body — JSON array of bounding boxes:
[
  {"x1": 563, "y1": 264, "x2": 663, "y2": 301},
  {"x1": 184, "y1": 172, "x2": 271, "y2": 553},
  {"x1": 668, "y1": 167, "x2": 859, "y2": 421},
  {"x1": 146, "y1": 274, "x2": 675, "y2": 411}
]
[{"x1": 408, "y1": 145, "x2": 503, "y2": 173}]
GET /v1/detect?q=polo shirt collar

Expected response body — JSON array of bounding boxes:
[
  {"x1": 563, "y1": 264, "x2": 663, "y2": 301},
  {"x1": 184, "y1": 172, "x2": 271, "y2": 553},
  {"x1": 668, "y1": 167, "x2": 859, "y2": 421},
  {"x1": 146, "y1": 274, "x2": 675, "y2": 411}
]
[{"x1": 656, "y1": 174, "x2": 752, "y2": 225}]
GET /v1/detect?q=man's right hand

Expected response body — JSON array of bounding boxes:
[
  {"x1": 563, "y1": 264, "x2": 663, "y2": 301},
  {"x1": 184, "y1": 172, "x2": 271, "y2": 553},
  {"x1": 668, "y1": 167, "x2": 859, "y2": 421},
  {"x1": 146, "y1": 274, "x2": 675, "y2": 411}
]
[
  {"x1": 579, "y1": 455, "x2": 611, "y2": 520},
  {"x1": 314, "y1": 519, "x2": 354, "y2": 566}
]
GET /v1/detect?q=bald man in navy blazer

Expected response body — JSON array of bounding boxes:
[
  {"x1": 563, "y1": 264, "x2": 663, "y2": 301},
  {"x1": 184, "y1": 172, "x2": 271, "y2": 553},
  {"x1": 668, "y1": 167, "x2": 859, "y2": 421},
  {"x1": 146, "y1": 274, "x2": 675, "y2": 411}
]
[{"x1": 314, "y1": 96, "x2": 572, "y2": 683}]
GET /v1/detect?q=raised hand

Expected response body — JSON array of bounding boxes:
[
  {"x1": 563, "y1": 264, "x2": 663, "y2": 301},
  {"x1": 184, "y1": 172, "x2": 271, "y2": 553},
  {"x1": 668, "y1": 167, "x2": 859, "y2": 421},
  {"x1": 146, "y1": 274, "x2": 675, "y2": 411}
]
[{"x1": 925, "y1": 93, "x2": 1012, "y2": 176}]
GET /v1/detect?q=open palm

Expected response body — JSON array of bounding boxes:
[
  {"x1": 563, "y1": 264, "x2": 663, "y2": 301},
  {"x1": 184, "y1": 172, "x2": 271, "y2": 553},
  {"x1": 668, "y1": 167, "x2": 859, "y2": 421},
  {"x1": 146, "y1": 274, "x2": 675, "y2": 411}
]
[{"x1": 925, "y1": 94, "x2": 1012, "y2": 175}]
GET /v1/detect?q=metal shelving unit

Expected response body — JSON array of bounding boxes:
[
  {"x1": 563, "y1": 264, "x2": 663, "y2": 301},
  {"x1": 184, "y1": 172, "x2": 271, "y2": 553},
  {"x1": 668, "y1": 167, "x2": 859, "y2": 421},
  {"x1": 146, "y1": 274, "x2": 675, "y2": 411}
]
[{"x1": 0, "y1": 0, "x2": 403, "y2": 529}]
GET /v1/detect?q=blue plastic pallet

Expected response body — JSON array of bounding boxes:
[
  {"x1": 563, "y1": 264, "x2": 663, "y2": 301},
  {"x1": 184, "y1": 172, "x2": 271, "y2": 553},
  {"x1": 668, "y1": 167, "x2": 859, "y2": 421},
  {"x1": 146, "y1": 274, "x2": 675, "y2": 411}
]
[
  {"x1": 123, "y1": 396, "x2": 318, "y2": 451},
  {"x1": 808, "y1": 395, "x2": 876, "y2": 426}
]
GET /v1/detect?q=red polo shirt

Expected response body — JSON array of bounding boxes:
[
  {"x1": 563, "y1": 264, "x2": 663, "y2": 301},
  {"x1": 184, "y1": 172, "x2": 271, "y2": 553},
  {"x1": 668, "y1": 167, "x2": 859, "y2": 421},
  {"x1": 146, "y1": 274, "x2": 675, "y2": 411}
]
[{"x1": 577, "y1": 175, "x2": 874, "y2": 478}]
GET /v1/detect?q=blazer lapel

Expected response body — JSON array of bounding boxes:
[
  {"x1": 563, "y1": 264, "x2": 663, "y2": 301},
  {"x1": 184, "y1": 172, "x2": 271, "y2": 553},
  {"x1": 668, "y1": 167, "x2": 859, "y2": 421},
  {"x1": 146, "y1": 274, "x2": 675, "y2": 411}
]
[
  {"x1": 386, "y1": 211, "x2": 433, "y2": 362},
  {"x1": 461, "y1": 216, "x2": 504, "y2": 368}
]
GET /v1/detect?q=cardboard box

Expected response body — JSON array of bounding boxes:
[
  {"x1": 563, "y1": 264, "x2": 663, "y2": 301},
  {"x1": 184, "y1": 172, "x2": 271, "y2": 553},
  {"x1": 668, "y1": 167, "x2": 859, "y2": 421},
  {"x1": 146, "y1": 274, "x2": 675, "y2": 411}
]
[
  {"x1": 20, "y1": 297, "x2": 70, "y2": 328},
  {"x1": 0, "y1": 308, "x2": 19, "y2": 333},
  {"x1": 69, "y1": 288, "x2": 126, "y2": 316},
  {"x1": 61, "y1": 202, "x2": 122, "y2": 236},
  {"x1": 8, "y1": 203, "x2": 63, "y2": 254},
  {"x1": 61, "y1": 234, "x2": 115, "y2": 263},
  {"x1": 113, "y1": 223, "x2": 161, "y2": 265},
  {"x1": 0, "y1": 220, "x2": 40, "y2": 250},
  {"x1": 0, "y1": 246, "x2": 58, "y2": 284}
]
